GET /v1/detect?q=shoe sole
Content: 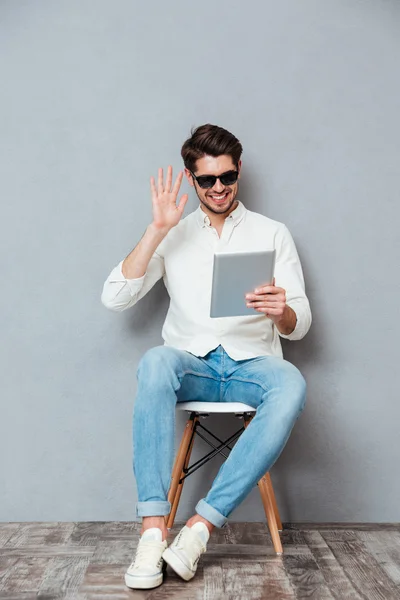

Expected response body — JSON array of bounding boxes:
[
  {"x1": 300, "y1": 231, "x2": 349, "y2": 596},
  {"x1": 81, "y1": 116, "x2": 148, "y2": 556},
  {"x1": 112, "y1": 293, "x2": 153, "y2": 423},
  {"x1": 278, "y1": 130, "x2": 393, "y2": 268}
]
[
  {"x1": 162, "y1": 547, "x2": 195, "y2": 581},
  {"x1": 124, "y1": 570, "x2": 163, "y2": 589}
]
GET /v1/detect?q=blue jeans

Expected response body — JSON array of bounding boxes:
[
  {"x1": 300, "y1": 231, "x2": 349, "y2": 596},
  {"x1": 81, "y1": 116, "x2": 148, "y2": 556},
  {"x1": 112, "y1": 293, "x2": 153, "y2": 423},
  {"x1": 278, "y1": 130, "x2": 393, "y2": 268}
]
[{"x1": 133, "y1": 344, "x2": 307, "y2": 528}]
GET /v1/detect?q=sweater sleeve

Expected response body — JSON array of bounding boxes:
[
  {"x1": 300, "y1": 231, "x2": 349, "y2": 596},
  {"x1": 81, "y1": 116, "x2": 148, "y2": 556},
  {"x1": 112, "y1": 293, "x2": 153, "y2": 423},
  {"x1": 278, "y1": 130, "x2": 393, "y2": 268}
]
[
  {"x1": 100, "y1": 250, "x2": 165, "y2": 312},
  {"x1": 273, "y1": 224, "x2": 312, "y2": 340}
]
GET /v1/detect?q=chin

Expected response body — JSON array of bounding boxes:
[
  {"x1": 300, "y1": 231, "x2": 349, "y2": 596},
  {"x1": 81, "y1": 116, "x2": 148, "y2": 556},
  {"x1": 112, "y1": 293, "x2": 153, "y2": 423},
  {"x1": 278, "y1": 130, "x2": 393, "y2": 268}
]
[{"x1": 205, "y1": 194, "x2": 236, "y2": 213}]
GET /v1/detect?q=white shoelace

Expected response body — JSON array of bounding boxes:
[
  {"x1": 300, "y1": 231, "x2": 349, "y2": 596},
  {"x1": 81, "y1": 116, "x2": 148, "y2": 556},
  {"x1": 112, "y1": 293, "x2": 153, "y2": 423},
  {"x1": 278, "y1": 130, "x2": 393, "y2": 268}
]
[{"x1": 131, "y1": 540, "x2": 165, "y2": 570}]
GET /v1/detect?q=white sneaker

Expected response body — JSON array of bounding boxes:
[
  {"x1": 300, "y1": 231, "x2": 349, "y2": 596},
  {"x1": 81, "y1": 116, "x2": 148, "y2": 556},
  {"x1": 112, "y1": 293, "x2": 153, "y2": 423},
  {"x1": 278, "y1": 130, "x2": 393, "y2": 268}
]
[
  {"x1": 162, "y1": 522, "x2": 210, "y2": 581},
  {"x1": 124, "y1": 527, "x2": 168, "y2": 589}
]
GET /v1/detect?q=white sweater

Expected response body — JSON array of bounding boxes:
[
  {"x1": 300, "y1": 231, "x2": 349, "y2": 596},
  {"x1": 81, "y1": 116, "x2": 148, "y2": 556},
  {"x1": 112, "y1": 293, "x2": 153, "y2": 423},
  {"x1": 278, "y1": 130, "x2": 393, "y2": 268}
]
[{"x1": 101, "y1": 200, "x2": 312, "y2": 360}]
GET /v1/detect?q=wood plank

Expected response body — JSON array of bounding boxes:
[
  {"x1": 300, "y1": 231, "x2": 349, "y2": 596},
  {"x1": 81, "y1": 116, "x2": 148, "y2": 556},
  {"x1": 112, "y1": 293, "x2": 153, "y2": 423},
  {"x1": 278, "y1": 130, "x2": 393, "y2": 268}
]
[
  {"x1": 282, "y1": 551, "x2": 335, "y2": 599},
  {"x1": 286, "y1": 523, "x2": 400, "y2": 531},
  {"x1": 0, "y1": 557, "x2": 20, "y2": 590},
  {"x1": 37, "y1": 555, "x2": 91, "y2": 598},
  {"x1": 66, "y1": 522, "x2": 139, "y2": 546},
  {"x1": 221, "y1": 521, "x2": 270, "y2": 545},
  {"x1": 222, "y1": 559, "x2": 295, "y2": 599},
  {"x1": 91, "y1": 539, "x2": 136, "y2": 565},
  {"x1": 205, "y1": 542, "x2": 310, "y2": 557},
  {"x1": 279, "y1": 528, "x2": 309, "y2": 547},
  {"x1": 203, "y1": 560, "x2": 224, "y2": 599},
  {"x1": 358, "y1": 530, "x2": 400, "y2": 586},
  {"x1": 0, "y1": 525, "x2": 22, "y2": 548},
  {"x1": 79, "y1": 562, "x2": 203, "y2": 600},
  {"x1": 0, "y1": 556, "x2": 49, "y2": 593},
  {"x1": 0, "y1": 594, "x2": 38, "y2": 600},
  {"x1": 303, "y1": 530, "x2": 363, "y2": 599},
  {"x1": 79, "y1": 563, "x2": 133, "y2": 600},
  {"x1": 0, "y1": 546, "x2": 95, "y2": 558},
  {"x1": 321, "y1": 531, "x2": 400, "y2": 600},
  {"x1": 217, "y1": 521, "x2": 308, "y2": 547},
  {"x1": 4, "y1": 523, "x2": 75, "y2": 548},
  {"x1": 319, "y1": 530, "x2": 360, "y2": 542},
  {"x1": 151, "y1": 564, "x2": 204, "y2": 599}
]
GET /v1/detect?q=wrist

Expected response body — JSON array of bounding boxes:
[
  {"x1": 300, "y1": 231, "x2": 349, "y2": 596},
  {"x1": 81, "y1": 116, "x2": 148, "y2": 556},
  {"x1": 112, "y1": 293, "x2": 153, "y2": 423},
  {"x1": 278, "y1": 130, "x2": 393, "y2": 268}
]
[
  {"x1": 148, "y1": 222, "x2": 170, "y2": 238},
  {"x1": 274, "y1": 305, "x2": 297, "y2": 335},
  {"x1": 273, "y1": 305, "x2": 289, "y2": 325}
]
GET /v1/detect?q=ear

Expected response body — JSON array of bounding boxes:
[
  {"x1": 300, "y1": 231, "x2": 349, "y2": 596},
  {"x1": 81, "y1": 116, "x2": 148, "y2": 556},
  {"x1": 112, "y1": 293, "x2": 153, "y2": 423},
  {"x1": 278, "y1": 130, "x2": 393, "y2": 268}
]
[
  {"x1": 237, "y1": 159, "x2": 242, "y2": 179},
  {"x1": 184, "y1": 168, "x2": 195, "y2": 187}
]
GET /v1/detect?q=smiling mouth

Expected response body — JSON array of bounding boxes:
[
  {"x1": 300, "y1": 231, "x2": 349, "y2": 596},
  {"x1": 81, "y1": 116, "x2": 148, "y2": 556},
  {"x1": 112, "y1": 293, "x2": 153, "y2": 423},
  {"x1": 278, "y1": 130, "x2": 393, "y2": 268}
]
[{"x1": 208, "y1": 191, "x2": 230, "y2": 202}]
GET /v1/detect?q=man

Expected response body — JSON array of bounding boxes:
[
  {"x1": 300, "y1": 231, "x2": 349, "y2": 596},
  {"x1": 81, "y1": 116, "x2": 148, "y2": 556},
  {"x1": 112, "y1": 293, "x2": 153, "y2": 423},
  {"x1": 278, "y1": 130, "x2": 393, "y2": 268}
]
[{"x1": 101, "y1": 124, "x2": 312, "y2": 589}]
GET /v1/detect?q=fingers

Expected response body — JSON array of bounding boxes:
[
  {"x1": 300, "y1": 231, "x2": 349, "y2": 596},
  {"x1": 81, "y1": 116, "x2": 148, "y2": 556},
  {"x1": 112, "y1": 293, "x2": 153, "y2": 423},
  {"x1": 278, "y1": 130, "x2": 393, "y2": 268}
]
[
  {"x1": 254, "y1": 284, "x2": 282, "y2": 295},
  {"x1": 165, "y1": 165, "x2": 173, "y2": 194},
  {"x1": 245, "y1": 290, "x2": 281, "y2": 300},
  {"x1": 177, "y1": 193, "x2": 189, "y2": 212},
  {"x1": 247, "y1": 301, "x2": 284, "y2": 309},
  {"x1": 150, "y1": 176, "x2": 157, "y2": 198},
  {"x1": 158, "y1": 167, "x2": 164, "y2": 195},
  {"x1": 247, "y1": 303, "x2": 284, "y2": 316},
  {"x1": 153, "y1": 166, "x2": 183, "y2": 197},
  {"x1": 172, "y1": 170, "x2": 184, "y2": 196}
]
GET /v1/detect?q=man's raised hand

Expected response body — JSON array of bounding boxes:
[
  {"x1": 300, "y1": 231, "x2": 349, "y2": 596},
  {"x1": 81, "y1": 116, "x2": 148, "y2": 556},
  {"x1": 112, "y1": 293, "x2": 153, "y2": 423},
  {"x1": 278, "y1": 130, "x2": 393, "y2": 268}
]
[{"x1": 150, "y1": 166, "x2": 188, "y2": 232}]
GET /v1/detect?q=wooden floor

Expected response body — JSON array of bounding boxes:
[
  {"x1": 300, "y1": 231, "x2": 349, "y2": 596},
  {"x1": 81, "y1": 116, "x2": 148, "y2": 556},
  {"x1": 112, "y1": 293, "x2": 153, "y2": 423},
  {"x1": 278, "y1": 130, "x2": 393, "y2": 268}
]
[{"x1": 0, "y1": 522, "x2": 400, "y2": 599}]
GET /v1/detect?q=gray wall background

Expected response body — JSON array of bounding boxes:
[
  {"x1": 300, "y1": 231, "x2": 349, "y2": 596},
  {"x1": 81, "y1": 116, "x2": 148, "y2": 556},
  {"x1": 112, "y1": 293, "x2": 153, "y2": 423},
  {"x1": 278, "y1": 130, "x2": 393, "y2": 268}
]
[{"x1": 1, "y1": 0, "x2": 399, "y2": 523}]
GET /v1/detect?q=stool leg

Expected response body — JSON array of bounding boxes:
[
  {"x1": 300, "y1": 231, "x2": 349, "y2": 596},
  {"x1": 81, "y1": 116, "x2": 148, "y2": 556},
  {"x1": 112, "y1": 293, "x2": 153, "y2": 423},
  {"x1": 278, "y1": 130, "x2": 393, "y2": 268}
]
[
  {"x1": 264, "y1": 471, "x2": 283, "y2": 532},
  {"x1": 167, "y1": 419, "x2": 197, "y2": 529},
  {"x1": 257, "y1": 475, "x2": 283, "y2": 554},
  {"x1": 165, "y1": 414, "x2": 198, "y2": 529},
  {"x1": 243, "y1": 414, "x2": 283, "y2": 555}
]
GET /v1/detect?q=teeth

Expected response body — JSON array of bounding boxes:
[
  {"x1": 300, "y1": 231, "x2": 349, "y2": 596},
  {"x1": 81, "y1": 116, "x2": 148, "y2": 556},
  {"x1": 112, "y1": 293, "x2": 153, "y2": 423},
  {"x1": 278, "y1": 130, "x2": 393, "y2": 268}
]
[{"x1": 211, "y1": 193, "x2": 227, "y2": 199}]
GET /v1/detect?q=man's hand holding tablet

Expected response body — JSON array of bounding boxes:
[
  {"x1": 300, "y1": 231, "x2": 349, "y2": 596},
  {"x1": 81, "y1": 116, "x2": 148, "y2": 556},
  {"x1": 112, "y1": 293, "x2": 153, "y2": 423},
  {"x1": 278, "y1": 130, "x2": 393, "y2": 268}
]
[
  {"x1": 245, "y1": 278, "x2": 298, "y2": 335},
  {"x1": 245, "y1": 277, "x2": 285, "y2": 319}
]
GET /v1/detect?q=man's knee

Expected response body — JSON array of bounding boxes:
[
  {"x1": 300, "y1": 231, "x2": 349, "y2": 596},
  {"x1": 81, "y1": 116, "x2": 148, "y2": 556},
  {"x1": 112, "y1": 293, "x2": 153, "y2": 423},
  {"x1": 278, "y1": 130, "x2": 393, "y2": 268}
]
[
  {"x1": 282, "y1": 360, "x2": 307, "y2": 413},
  {"x1": 297, "y1": 373, "x2": 307, "y2": 412},
  {"x1": 293, "y1": 371, "x2": 307, "y2": 413},
  {"x1": 137, "y1": 345, "x2": 182, "y2": 381}
]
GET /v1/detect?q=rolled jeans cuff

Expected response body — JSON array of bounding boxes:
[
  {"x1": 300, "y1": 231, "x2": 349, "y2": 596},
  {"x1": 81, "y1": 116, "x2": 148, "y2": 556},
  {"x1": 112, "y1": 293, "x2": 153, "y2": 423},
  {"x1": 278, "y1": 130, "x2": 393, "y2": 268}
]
[
  {"x1": 195, "y1": 499, "x2": 228, "y2": 528},
  {"x1": 135, "y1": 501, "x2": 171, "y2": 518}
]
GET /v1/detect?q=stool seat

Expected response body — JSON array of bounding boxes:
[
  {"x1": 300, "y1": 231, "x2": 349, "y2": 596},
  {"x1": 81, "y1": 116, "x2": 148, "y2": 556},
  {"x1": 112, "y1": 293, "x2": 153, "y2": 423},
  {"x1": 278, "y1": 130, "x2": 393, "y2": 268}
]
[{"x1": 177, "y1": 401, "x2": 256, "y2": 413}]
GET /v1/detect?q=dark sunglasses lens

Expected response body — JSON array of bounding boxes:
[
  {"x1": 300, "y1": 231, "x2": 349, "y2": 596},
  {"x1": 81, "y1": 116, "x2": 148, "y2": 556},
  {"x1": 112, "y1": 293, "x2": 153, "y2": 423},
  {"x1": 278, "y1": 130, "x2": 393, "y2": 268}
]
[
  {"x1": 196, "y1": 176, "x2": 216, "y2": 188},
  {"x1": 220, "y1": 171, "x2": 238, "y2": 185}
]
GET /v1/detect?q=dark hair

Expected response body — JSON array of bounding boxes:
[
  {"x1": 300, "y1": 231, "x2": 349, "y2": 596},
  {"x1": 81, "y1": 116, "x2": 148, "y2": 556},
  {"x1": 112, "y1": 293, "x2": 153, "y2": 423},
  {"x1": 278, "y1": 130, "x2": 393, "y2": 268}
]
[{"x1": 181, "y1": 123, "x2": 243, "y2": 173}]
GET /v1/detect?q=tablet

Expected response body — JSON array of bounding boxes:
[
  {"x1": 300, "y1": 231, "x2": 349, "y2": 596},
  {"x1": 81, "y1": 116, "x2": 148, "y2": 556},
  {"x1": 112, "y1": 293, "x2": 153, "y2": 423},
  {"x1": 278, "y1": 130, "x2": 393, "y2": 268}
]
[{"x1": 210, "y1": 249, "x2": 276, "y2": 318}]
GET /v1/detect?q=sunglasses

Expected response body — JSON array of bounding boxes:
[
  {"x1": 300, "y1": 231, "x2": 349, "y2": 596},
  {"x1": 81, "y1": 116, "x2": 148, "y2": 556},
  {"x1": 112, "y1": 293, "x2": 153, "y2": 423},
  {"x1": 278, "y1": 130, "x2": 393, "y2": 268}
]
[{"x1": 190, "y1": 169, "x2": 239, "y2": 189}]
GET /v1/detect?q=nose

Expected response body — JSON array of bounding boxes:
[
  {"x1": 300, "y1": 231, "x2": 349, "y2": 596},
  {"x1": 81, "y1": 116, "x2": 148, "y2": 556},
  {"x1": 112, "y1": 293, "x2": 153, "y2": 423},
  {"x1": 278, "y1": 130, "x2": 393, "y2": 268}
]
[{"x1": 212, "y1": 178, "x2": 225, "y2": 193}]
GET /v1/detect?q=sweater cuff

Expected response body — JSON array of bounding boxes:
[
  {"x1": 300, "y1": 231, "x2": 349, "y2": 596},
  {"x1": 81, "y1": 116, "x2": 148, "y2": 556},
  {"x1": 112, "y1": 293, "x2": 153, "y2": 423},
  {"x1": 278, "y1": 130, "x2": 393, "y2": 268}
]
[
  {"x1": 276, "y1": 304, "x2": 306, "y2": 340},
  {"x1": 108, "y1": 260, "x2": 146, "y2": 297}
]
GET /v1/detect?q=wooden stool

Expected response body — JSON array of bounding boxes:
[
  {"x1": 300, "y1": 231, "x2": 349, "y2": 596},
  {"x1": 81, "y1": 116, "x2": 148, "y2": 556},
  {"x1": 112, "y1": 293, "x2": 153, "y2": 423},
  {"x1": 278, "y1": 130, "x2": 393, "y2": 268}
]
[{"x1": 164, "y1": 401, "x2": 283, "y2": 555}]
